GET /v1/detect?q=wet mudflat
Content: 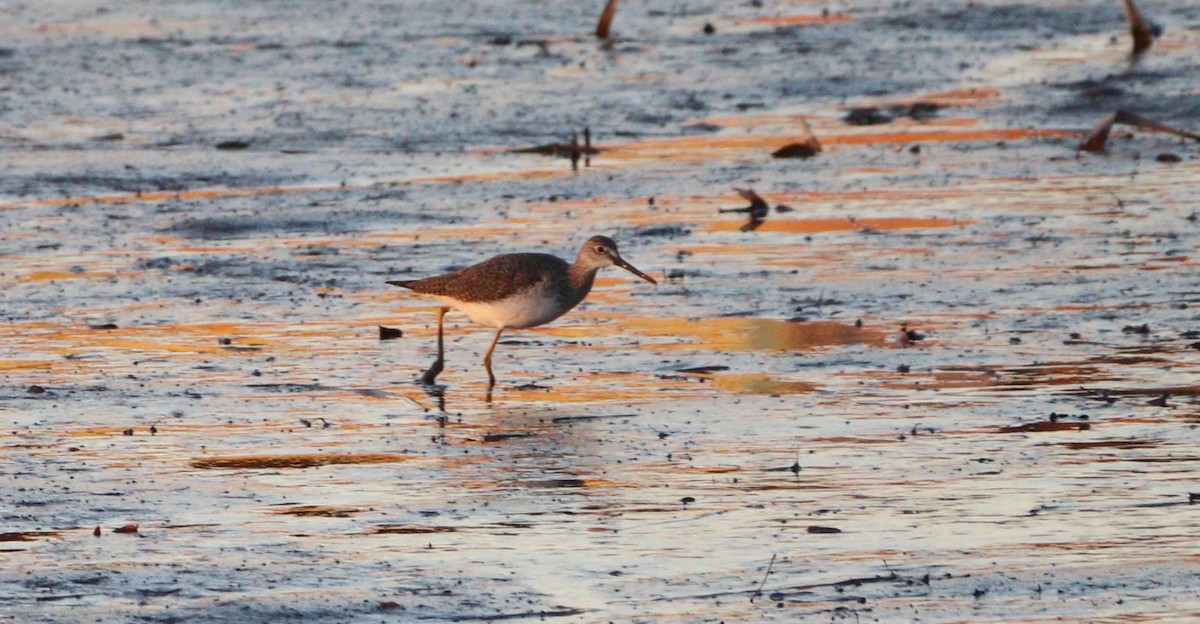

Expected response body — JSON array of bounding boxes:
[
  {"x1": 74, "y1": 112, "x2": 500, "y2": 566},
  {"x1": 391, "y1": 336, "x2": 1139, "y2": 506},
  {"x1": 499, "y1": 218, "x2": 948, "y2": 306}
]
[{"x1": 3, "y1": 1, "x2": 1200, "y2": 622}]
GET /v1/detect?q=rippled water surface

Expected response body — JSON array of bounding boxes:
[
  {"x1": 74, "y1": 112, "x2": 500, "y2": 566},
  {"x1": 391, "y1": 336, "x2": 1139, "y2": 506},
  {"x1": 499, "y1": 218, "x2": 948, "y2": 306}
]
[{"x1": 3, "y1": 1, "x2": 1200, "y2": 622}]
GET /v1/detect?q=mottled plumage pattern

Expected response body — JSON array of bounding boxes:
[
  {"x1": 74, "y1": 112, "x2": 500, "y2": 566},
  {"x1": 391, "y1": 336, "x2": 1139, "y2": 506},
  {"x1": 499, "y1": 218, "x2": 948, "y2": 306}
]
[{"x1": 392, "y1": 253, "x2": 572, "y2": 304}]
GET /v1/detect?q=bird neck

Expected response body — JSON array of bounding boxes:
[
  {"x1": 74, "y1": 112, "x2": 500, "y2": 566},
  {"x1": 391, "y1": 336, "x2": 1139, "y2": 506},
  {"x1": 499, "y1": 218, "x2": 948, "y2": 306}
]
[{"x1": 566, "y1": 261, "x2": 599, "y2": 306}]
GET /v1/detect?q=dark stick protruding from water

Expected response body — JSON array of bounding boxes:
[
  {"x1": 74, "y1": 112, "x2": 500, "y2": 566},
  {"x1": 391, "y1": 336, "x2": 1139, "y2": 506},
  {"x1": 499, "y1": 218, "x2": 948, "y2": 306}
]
[
  {"x1": 1122, "y1": 0, "x2": 1154, "y2": 55},
  {"x1": 1078, "y1": 110, "x2": 1200, "y2": 153},
  {"x1": 596, "y1": 0, "x2": 619, "y2": 39},
  {"x1": 750, "y1": 553, "x2": 777, "y2": 603}
]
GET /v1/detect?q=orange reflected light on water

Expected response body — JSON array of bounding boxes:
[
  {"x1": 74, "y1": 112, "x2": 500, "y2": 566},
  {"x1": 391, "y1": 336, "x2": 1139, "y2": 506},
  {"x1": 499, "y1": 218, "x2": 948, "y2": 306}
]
[
  {"x1": 736, "y1": 13, "x2": 853, "y2": 26},
  {"x1": 619, "y1": 317, "x2": 891, "y2": 352}
]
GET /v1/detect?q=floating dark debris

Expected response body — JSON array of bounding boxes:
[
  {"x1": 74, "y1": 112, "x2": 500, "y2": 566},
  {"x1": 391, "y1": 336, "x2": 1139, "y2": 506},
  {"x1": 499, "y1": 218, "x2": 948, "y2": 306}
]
[
  {"x1": 215, "y1": 140, "x2": 251, "y2": 150},
  {"x1": 844, "y1": 107, "x2": 891, "y2": 126},
  {"x1": 807, "y1": 526, "x2": 842, "y2": 534},
  {"x1": 371, "y1": 525, "x2": 457, "y2": 535},
  {"x1": 481, "y1": 432, "x2": 537, "y2": 442},
  {"x1": 843, "y1": 103, "x2": 940, "y2": 126},
  {"x1": 772, "y1": 143, "x2": 819, "y2": 159},
  {"x1": 771, "y1": 117, "x2": 822, "y2": 159},
  {"x1": 677, "y1": 365, "x2": 730, "y2": 374},
  {"x1": 998, "y1": 421, "x2": 1090, "y2": 433},
  {"x1": 379, "y1": 325, "x2": 403, "y2": 341}
]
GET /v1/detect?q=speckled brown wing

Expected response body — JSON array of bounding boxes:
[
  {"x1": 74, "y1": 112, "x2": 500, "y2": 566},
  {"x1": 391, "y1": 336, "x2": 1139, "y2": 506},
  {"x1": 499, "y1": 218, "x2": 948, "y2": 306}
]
[{"x1": 388, "y1": 253, "x2": 569, "y2": 303}]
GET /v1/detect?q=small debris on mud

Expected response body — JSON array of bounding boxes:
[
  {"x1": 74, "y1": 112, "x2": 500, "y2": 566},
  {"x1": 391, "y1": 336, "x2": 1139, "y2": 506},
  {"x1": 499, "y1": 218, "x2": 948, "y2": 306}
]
[
  {"x1": 719, "y1": 188, "x2": 770, "y2": 232},
  {"x1": 1156, "y1": 153, "x2": 1181, "y2": 163},
  {"x1": 379, "y1": 325, "x2": 403, "y2": 340},
  {"x1": 677, "y1": 365, "x2": 730, "y2": 374},
  {"x1": 511, "y1": 128, "x2": 599, "y2": 171},
  {"x1": 807, "y1": 526, "x2": 842, "y2": 534},
  {"x1": 772, "y1": 143, "x2": 820, "y2": 159},
  {"x1": 771, "y1": 117, "x2": 822, "y2": 159},
  {"x1": 1147, "y1": 394, "x2": 1170, "y2": 407},
  {"x1": 113, "y1": 524, "x2": 139, "y2": 534},
  {"x1": 843, "y1": 103, "x2": 939, "y2": 126},
  {"x1": 27, "y1": 385, "x2": 45, "y2": 394},
  {"x1": 92, "y1": 526, "x2": 100, "y2": 538},
  {"x1": 898, "y1": 324, "x2": 925, "y2": 347},
  {"x1": 88, "y1": 323, "x2": 119, "y2": 330},
  {"x1": 844, "y1": 107, "x2": 892, "y2": 126},
  {"x1": 214, "y1": 140, "x2": 251, "y2": 150},
  {"x1": 1123, "y1": 323, "x2": 1150, "y2": 335},
  {"x1": 998, "y1": 420, "x2": 1090, "y2": 433},
  {"x1": 635, "y1": 225, "x2": 691, "y2": 238},
  {"x1": 481, "y1": 432, "x2": 537, "y2": 442}
]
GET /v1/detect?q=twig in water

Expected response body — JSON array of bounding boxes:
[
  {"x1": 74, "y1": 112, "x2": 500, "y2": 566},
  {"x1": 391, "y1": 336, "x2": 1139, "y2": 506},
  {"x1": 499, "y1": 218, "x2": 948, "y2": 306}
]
[
  {"x1": 750, "y1": 553, "x2": 778, "y2": 603},
  {"x1": 596, "y1": 0, "x2": 620, "y2": 39},
  {"x1": 1122, "y1": 0, "x2": 1154, "y2": 55},
  {"x1": 583, "y1": 127, "x2": 592, "y2": 167},
  {"x1": 570, "y1": 131, "x2": 581, "y2": 172},
  {"x1": 1078, "y1": 110, "x2": 1200, "y2": 153}
]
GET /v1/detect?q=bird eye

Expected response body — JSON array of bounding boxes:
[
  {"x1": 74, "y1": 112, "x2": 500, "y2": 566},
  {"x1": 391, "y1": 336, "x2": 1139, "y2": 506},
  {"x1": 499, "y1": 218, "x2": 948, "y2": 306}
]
[{"x1": 595, "y1": 245, "x2": 606, "y2": 254}]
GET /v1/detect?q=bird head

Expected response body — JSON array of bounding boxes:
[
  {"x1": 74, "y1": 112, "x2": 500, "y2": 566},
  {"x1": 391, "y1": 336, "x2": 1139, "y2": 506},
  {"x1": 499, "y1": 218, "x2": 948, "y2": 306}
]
[{"x1": 578, "y1": 235, "x2": 656, "y2": 284}]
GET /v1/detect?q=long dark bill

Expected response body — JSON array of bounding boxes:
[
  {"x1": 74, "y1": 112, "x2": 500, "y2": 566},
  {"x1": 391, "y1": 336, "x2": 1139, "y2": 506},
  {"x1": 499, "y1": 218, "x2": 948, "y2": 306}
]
[{"x1": 615, "y1": 258, "x2": 657, "y2": 284}]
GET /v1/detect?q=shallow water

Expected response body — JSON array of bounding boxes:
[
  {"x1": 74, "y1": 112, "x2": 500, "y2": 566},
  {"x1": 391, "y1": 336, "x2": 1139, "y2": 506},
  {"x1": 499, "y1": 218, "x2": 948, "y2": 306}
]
[{"x1": 3, "y1": 1, "x2": 1200, "y2": 622}]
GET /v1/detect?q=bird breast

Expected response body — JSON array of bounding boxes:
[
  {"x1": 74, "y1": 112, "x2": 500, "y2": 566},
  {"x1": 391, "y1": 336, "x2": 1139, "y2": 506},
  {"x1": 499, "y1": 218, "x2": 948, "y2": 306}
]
[{"x1": 440, "y1": 279, "x2": 572, "y2": 329}]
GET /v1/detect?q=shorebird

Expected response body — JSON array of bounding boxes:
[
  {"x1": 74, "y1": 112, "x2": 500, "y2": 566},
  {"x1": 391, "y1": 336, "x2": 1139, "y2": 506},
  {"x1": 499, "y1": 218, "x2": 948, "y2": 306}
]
[{"x1": 389, "y1": 235, "x2": 656, "y2": 386}]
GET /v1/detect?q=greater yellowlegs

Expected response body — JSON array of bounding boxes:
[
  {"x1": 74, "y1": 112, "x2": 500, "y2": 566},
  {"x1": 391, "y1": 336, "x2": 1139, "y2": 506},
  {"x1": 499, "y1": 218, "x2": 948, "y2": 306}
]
[{"x1": 389, "y1": 235, "x2": 656, "y2": 386}]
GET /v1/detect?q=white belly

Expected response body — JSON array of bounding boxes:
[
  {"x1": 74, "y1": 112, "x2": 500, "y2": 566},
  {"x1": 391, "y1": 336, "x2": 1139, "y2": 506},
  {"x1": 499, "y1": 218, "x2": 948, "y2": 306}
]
[{"x1": 439, "y1": 286, "x2": 569, "y2": 330}]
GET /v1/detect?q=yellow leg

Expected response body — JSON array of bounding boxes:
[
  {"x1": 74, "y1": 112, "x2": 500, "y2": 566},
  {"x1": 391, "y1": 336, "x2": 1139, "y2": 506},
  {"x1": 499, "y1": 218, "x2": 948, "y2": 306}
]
[
  {"x1": 422, "y1": 307, "x2": 450, "y2": 385},
  {"x1": 483, "y1": 328, "x2": 504, "y2": 387}
]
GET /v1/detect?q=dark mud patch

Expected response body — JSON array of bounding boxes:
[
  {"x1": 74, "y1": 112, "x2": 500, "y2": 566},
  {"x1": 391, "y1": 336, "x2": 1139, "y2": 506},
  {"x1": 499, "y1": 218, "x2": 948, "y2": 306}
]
[
  {"x1": 16, "y1": 172, "x2": 283, "y2": 196},
  {"x1": 370, "y1": 525, "x2": 458, "y2": 535},
  {"x1": 880, "y1": 3, "x2": 1116, "y2": 35},
  {"x1": 190, "y1": 453, "x2": 415, "y2": 470},
  {"x1": 1054, "y1": 439, "x2": 1159, "y2": 450},
  {"x1": 480, "y1": 432, "x2": 539, "y2": 443},
  {"x1": 168, "y1": 215, "x2": 364, "y2": 240},
  {"x1": 997, "y1": 421, "x2": 1091, "y2": 433},
  {"x1": 271, "y1": 505, "x2": 362, "y2": 518},
  {"x1": 0, "y1": 531, "x2": 59, "y2": 543}
]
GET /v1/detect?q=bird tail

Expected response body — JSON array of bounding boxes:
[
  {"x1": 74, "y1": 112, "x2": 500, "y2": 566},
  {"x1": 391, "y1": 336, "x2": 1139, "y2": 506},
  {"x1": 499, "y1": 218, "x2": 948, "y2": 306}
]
[{"x1": 387, "y1": 280, "x2": 415, "y2": 289}]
